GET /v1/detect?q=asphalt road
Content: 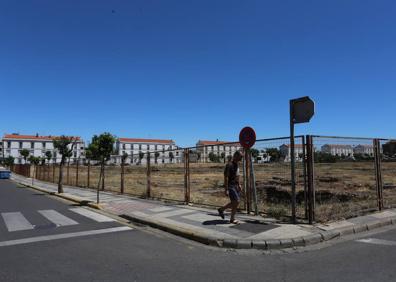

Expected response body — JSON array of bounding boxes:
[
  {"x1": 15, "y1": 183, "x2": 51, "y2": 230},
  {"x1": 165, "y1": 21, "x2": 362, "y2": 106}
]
[{"x1": 1, "y1": 179, "x2": 396, "y2": 282}]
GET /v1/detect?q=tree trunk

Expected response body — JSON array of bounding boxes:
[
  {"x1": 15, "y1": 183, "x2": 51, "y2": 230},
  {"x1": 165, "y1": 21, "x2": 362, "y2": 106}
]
[{"x1": 58, "y1": 162, "x2": 64, "y2": 193}]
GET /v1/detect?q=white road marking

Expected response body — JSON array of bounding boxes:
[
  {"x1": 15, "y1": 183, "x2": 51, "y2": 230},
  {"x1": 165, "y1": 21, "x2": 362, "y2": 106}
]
[
  {"x1": 38, "y1": 210, "x2": 78, "y2": 226},
  {"x1": 356, "y1": 238, "x2": 396, "y2": 246},
  {"x1": 1, "y1": 212, "x2": 34, "y2": 232},
  {"x1": 69, "y1": 207, "x2": 115, "y2": 222},
  {"x1": 0, "y1": 226, "x2": 132, "y2": 247}
]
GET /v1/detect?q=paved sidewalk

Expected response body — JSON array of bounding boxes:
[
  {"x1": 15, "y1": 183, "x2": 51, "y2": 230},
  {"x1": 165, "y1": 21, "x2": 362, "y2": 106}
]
[{"x1": 10, "y1": 174, "x2": 396, "y2": 250}]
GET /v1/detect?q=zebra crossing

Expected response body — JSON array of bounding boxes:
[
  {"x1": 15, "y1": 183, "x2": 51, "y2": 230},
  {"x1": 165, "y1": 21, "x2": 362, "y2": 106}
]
[{"x1": 1, "y1": 208, "x2": 115, "y2": 232}]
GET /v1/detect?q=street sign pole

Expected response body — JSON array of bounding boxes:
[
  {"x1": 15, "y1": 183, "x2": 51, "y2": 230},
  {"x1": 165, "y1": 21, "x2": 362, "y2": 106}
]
[
  {"x1": 290, "y1": 100, "x2": 297, "y2": 223},
  {"x1": 289, "y1": 96, "x2": 315, "y2": 224}
]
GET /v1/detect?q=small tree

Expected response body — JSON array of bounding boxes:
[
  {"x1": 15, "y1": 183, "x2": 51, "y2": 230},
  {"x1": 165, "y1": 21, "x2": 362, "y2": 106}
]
[
  {"x1": 266, "y1": 148, "x2": 281, "y2": 162},
  {"x1": 45, "y1": 151, "x2": 52, "y2": 164},
  {"x1": 53, "y1": 136, "x2": 77, "y2": 193},
  {"x1": 139, "y1": 151, "x2": 145, "y2": 164},
  {"x1": 251, "y1": 148, "x2": 259, "y2": 160},
  {"x1": 169, "y1": 152, "x2": 174, "y2": 163},
  {"x1": 4, "y1": 156, "x2": 15, "y2": 168},
  {"x1": 220, "y1": 152, "x2": 226, "y2": 163},
  {"x1": 20, "y1": 149, "x2": 30, "y2": 164},
  {"x1": 89, "y1": 133, "x2": 116, "y2": 191}
]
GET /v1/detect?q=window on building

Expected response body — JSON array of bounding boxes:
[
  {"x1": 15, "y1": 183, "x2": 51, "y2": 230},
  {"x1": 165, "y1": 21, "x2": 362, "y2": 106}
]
[
  {"x1": 31, "y1": 142, "x2": 34, "y2": 149},
  {"x1": 42, "y1": 142, "x2": 46, "y2": 148},
  {"x1": 155, "y1": 145, "x2": 157, "y2": 150},
  {"x1": 122, "y1": 144, "x2": 126, "y2": 150},
  {"x1": 139, "y1": 144, "x2": 142, "y2": 150},
  {"x1": 7, "y1": 141, "x2": 11, "y2": 148},
  {"x1": 19, "y1": 142, "x2": 22, "y2": 149}
]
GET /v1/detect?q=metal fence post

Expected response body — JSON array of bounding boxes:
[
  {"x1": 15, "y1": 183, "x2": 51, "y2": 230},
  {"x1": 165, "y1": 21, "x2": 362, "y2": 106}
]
[
  {"x1": 87, "y1": 161, "x2": 90, "y2": 188},
  {"x1": 373, "y1": 139, "x2": 384, "y2": 210},
  {"x1": 67, "y1": 162, "x2": 70, "y2": 185},
  {"x1": 146, "y1": 153, "x2": 151, "y2": 198},
  {"x1": 121, "y1": 159, "x2": 125, "y2": 194},
  {"x1": 184, "y1": 149, "x2": 191, "y2": 204},
  {"x1": 302, "y1": 135, "x2": 308, "y2": 219},
  {"x1": 76, "y1": 160, "x2": 79, "y2": 187},
  {"x1": 306, "y1": 135, "x2": 315, "y2": 224},
  {"x1": 244, "y1": 148, "x2": 251, "y2": 214}
]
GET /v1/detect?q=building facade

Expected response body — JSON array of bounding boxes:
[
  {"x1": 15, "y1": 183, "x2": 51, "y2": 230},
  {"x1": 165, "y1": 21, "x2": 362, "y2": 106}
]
[
  {"x1": 321, "y1": 144, "x2": 354, "y2": 157},
  {"x1": 2, "y1": 134, "x2": 85, "y2": 164},
  {"x1": 353, "y1": 145, "x2": 374, "y2": 156},
  {"x1": 113, "y1": 138, "x2": 180, "y2": 164},
  {"x1": 195, "y1": 140, "x2": 241, "y2": 163}
]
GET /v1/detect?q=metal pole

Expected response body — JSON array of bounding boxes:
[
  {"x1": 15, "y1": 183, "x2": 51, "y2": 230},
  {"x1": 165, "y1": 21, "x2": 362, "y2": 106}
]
[
  {"x1": 146, "y1": 153, "x2": 151, "y2": 198},
  {"x1": 249, "y1": 151, "x2": 258, "y2": 215},
  {"x1": 121, "y1": 158, "x2": 125, "y2": 194},
  {"x1": 242, "y1": 150, "x2": 247, "y2": 212},
  {"x1": 76, "y1": 159, "x2": 79, "y2": 187},
  {"x1": 87, "y1": 161, "x2": 90, "y2": 188},
  {"x1": 302, "y1": 135, "x2": 308, "y2": 219},
  {"x1": 245, "y1": 148, "x2": 251, "y2": 213},
  {"x1": 306, "y1": 135, "x2": 315, "y2": 224},
  {"x1": 52, "y1": 164, "x2": 55, "y2": 183},
  {"x1": 374, "y1": 139, "x2": 383, "y2": 210},
  {"x1": 184, "y1": 149, "x2": 188, "y2": 204},
  {"x1": 290, "y1": 100, "x2": 297, "y2": 223},
  {"x1": 187, "y1": 150, "x2": 190, "y2": 203}
]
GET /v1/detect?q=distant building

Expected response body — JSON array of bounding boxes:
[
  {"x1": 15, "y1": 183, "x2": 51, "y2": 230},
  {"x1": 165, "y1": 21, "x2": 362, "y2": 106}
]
[
  {"x1": 114, "y1": 138, "x2": 180, "y2": 164},
  {"x1": 321, "y1": 144, "x2": 353, "y2": 157},
  {"x1": 2, "y1": 134, "x2": 85, "y2": 164},
  {"x1": 353, "y1": 145, "x2": 374, "y2": 156},
  {"x1": 279, "y1": 144, "x2": 304, "y2": 162},
  {"x1": 195, "y1": 140, "x2": 241, "y2": 163}
]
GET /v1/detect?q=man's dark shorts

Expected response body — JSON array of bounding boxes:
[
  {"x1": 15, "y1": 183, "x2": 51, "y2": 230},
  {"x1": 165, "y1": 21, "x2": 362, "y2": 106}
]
[{"x1": 228, "y1": 185, "x2": 240, "y2": 202}]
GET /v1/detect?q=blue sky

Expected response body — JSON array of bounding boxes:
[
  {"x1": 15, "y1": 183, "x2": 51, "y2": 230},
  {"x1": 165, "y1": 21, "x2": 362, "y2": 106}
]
[{"x1": 1, "y1": 0, "x2": 395, "y2": 146}]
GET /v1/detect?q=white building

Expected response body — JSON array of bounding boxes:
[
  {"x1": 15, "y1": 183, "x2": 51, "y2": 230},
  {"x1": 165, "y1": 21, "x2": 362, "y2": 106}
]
[
  {"x1": 113, "y1": 138, "x2": 181, "y2": 165},
  {"x1": 2, "y1": 134, "x2": 85, "y2": 164},
  {"x1": 353, "y1": 145, "x2": 374, "y2": 156},
  {"x1": 279, "y1": 144, "x2": 305, "y2": 162},
  {"x1": 321, "y1": 144, "x2": 353, "y2": 157},
  {"x1": 195, "y1": 140, "x2": 241, "y2": 163}
]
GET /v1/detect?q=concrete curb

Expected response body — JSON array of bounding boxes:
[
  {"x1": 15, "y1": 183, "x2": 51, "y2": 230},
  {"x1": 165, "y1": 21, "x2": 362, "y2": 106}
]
[{"x1": 115, "y1": 212, "x2": 396, "y2": 250}]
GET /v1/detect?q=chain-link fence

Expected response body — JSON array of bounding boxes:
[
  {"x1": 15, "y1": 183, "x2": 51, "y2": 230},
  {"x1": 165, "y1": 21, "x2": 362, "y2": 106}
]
[
  {"x1": 188, "y1": 142, "x2": 245, "y2": 208},
  {"x1": 311, "y1": 136, "x2": 377, "y2": 222},
  {"x1": 10, "y1": 135, "x2": 396, "y2": 224},
  {"x1": 252, "y1": 136, "x2": 306, "y2": 219}
]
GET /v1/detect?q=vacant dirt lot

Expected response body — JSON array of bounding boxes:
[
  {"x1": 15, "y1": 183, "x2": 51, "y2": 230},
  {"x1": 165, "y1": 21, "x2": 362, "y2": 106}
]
[{"x1": 35, "y1": 161, "x2": 396, "y2": 222}]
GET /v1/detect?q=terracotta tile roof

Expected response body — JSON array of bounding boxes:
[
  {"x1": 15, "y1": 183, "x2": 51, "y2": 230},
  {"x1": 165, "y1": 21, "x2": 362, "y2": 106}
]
[
  {"x1": 3, "y1": 134, "x2": 81, "y2": 141},
  {"x1": 196, "y1": 140, "x2": 239, "y2": 146},
  {"x1": 119, "y1": 138, "x2": 174, "y2": 144}
]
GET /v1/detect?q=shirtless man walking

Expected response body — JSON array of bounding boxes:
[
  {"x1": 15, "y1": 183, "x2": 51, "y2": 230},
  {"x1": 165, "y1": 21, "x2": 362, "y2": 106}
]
[{"x1": 218, "y1": 151, "x2": 243, "y2": 224}]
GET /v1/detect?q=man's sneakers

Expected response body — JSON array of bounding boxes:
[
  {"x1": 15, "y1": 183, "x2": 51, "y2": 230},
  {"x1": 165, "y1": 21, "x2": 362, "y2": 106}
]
[{"x1": 217, "y1": 208, "x2": 225, "y2": 219}]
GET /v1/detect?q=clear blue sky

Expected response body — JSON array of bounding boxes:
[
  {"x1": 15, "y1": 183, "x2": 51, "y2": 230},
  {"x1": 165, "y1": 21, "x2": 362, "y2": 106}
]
[{"x1": 1, "y1": 0, "x2": 395, "y2": 146}]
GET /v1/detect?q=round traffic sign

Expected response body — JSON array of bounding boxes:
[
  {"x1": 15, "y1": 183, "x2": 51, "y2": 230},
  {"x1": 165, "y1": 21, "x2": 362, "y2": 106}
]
[{"x1": 239, "y1": 126, "x2": 256, "y2": 149}]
